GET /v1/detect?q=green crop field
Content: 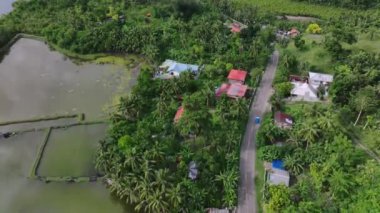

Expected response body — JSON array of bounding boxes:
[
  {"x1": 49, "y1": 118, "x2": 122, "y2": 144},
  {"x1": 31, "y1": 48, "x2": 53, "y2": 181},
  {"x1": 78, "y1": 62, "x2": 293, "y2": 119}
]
[{"x1": 237, "y1": 0, "x2": 375, "y2": 19}]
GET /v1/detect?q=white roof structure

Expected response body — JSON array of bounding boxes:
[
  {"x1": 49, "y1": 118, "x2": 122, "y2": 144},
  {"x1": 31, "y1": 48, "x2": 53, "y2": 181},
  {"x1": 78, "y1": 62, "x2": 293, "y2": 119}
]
[
  {"x1": 309, "y1": 72, "x2": 333, "y2": 84},
  {"x1": 208, "y1": 208, "x2": 229, "y2": 213},
  {"x1": 291, "y1": 82, "x2": 317, "y2": 99},
  {"x1": 268, "y1": 168, "x2": 290, "y2": 186},
  {"x1": 188, "y1": 161, "x2": 199, "y2": 180},
  {"x1": 157, "y1": 59, "x2": 199, "y2": 79}
]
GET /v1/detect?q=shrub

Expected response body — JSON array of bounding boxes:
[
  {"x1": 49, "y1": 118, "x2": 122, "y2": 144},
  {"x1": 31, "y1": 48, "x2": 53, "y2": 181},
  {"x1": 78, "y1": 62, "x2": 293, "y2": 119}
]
[{"x1": 306, "y1": 23, "x2": 322, "y2": 34}]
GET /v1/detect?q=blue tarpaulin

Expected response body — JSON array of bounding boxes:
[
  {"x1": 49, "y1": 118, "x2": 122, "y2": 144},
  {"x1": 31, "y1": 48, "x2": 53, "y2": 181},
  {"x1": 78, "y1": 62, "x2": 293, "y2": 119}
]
[{"x1": 272, "y1": 160, "x2": 285, "y2": 170}]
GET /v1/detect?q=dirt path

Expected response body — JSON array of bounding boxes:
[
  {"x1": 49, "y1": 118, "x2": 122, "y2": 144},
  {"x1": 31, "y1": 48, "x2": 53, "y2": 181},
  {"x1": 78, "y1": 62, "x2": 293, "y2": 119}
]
[
  {"x1": 277, "y1": 15, "x2": 320, "y2": 22},
  {"x1": 238, "y1": 51, "x2": 279, "y2": 213}
]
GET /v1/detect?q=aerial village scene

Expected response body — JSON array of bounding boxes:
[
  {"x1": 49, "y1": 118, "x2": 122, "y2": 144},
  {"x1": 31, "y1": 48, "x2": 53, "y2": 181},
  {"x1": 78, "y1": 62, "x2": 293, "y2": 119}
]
[{"x1": 0, "y1": 0, "x2": 379, "y2": 213}]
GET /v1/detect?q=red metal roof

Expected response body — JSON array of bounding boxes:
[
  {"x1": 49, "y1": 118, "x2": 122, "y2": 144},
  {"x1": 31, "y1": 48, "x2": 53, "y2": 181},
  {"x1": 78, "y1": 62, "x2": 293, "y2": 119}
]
[
  {"x1": 227, "y1": 69, "x2": 248, "y2": 82},
  {"x1": 174, "y1": 106, "x2": 184, "y2": 122},
  {"x1": 231, "y1": 25, "x2": 241, "y2": 33},
  {"x1": 227, "y1": 84, "x2": 248, "y2": 98},
  {"x1": 215, "y1": 83, "x2": 231, "y2": 97},
  {"x1": 274, "y1": 112, "x2": 293, "y2": 125}
]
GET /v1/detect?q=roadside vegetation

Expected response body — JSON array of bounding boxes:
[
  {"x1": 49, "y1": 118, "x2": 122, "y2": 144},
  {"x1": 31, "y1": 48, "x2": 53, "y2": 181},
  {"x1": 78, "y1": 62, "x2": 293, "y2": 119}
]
[{"x1": 259, "y1": 2, "x2": 380, "y2": 211}]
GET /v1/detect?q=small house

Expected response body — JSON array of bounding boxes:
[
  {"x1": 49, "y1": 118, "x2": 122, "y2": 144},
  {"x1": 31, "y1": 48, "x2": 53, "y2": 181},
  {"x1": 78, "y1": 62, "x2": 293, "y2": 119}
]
[
  {"x1": 309, "y1": 72, "x2": 333, "y2": 86},
  {"x1": 264, "y1": 160, "x2": 290, "y2": 187},
  {"x1": 215, "y1": 83, "x2": 248, "y2": 99},
  {"x1": 274, "y1": 112, "x2": 293, "y2": 129},
  {"x1": 156, "y1": 59, "x2": 199, "y2": 79},
  {"x1": 291, "y1": 81, "x2": 318, "y2": 101},
  {"x1": 224, "y1": 20, "x2": 248, "y2": 33},
  {"x1": 227, "y1": 69, "x2": 248, "y2": 84},
  {"x1": 174, "y1": 106, "x2": 184, "y2": 123},
  {"x1": 288, "y1": 27, "x2": 300, "y2": 38}
]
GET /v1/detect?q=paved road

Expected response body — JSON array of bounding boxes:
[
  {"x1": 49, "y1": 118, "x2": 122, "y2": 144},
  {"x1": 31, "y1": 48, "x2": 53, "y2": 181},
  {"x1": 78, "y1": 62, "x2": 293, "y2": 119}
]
[{"x1": 237, "y1": 51, "x2": 279, "y2": 213}]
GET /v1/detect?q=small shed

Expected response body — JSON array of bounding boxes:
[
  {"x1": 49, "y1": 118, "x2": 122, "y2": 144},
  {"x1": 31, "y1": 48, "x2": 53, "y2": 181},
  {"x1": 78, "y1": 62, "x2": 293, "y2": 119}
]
[
  {"x1": 274, "y1": 112, "x2": 293, "y2": 129},
  {"x1": 264, "y1": 160, "x2": 290, "y2": 187},
  {"x1": 227, "y1": 69, "x2": 248, "y2": 84},
  {"x1": 188, "y1": 161, "x2": 199, "y2": 180}
]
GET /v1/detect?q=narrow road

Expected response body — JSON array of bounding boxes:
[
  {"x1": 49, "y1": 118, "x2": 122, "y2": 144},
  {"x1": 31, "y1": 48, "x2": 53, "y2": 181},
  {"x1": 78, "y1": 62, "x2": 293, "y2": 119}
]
[{"x1": 238, "y1": 51, "x2": 279, "y2": 213}]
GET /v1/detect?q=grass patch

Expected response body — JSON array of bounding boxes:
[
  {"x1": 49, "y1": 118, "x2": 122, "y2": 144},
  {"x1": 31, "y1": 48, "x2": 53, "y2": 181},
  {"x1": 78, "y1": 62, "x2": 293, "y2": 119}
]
[
  {"x1": 344, "y1": 32, "x2": 380, "y2": 54},
  {"x1": 238, "y1": 0, "x2": 374, "y2": 19},
  {"x1": 255, "y1": 157, "x2": 265, "y2": 213},
  {"x1": 279, "y1": 34, "x2": 333, "y2": 73}
]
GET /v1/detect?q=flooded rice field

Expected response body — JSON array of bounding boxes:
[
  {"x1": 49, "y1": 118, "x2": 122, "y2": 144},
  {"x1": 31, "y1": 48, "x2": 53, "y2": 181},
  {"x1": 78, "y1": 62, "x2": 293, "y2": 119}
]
[
  {"x1": 0, "y1": 38, "x2": 137, "y2": 212},
  {"x1": 38, "y1": 124, "x2": 106, "y2": 177}
]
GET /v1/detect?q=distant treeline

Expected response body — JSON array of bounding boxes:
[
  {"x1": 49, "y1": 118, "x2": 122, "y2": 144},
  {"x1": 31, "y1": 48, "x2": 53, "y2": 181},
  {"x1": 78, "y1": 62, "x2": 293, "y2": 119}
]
[{"x1": 292, "y1": 0, "x2": 380, "y2": 9}]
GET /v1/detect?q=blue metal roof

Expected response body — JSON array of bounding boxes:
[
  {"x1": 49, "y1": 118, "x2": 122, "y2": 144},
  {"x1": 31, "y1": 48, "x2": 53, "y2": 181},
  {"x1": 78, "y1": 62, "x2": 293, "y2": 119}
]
[{"x1": 272, "y1": 160, "x2": 285, "y2": 170}]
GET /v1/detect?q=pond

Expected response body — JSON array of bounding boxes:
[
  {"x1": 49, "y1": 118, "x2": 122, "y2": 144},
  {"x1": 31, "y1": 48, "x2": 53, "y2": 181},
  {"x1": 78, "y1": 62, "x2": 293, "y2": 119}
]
[
  {"x1": 0, "y1": 0, "x2": 16, "y2": 15},
  {"x1": 0, "y1": 38, "x2": 138, "y2": 212}
]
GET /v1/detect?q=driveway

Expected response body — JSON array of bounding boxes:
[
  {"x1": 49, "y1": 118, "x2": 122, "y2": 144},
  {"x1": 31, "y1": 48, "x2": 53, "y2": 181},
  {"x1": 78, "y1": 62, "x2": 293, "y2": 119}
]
[{"x1": 237, "y1": 51, "x2": 279, "y2": 213}]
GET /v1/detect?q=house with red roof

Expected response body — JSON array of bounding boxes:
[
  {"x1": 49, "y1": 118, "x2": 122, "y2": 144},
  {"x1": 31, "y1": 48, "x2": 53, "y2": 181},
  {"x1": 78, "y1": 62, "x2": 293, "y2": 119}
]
[
  {"x1": 274, "y1": 111, "x2": 293, "y2": 129},
  {"x1": 288, "y1": 27, "x2": 300, "y2": 38},
  {"x1": 224, "y1": 20, "x2": 248, "y2": 34},
  {"x1": 215, "y1": 83, "x2": 248, "y2": 99},
  {"x1": 174, "y1": 106, "x2": 184, "y2": 123},
  {"x1": 227, "y1": 69, "x2": 248, "y2": 84}
]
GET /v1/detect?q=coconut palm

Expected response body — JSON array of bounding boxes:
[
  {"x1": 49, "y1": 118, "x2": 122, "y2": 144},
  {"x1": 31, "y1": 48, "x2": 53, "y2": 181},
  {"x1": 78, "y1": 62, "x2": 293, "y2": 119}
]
[
  {"x1": 166, "y1": 184, "x2": 182, "y2": 211},
  {"x1": 284, "y1": 154, "x2": 303, "y2": 175}
]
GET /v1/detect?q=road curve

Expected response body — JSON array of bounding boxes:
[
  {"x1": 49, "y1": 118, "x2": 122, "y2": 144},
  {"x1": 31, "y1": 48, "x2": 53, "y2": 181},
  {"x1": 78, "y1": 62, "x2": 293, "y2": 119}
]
[{"x1": 237, "y1": 51, "x2": 279, "y2": 213}]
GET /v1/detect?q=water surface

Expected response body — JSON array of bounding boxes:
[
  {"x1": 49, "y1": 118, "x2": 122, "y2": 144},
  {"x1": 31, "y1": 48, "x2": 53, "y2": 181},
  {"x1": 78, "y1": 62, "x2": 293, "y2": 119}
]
[{"x1": 0, "y1": 38, "x2": 136, "y2": 212}]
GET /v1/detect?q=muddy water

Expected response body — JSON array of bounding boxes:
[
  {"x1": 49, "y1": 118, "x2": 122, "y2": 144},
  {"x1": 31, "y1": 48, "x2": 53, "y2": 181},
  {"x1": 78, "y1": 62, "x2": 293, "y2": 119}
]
[
  {"x1": 38, "y1": 124, "x2": 107, "y2": 177},
  {"x1": 0, "y1": 0, "x2": 16, "y2": 15},
  {"x1": 0, "y1": 39, "x2": 135, "y2": 212},
  {"x1": 0, "y1": 38, "x2": 128, "y2": 121}
]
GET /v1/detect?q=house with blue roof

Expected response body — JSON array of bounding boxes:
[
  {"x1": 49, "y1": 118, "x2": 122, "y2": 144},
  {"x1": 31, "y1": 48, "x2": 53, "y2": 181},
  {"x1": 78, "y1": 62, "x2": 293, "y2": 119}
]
[
  {"x1": 264, "y1": 160, "x2": 290, "y2": 187},
  {"x1": 155, "y1": 59, "x2": 200, "y2": 79}
]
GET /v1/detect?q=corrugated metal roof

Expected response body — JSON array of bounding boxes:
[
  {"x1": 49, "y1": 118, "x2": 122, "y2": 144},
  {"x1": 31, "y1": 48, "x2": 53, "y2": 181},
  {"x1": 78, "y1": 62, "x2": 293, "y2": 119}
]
[{"x1": 227, "y1": 69, "x2": 247, "y2": 82}]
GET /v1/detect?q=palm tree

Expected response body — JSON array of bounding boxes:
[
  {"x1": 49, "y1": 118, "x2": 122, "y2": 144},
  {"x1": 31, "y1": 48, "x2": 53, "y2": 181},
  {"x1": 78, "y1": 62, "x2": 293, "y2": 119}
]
[
  {"x1": 166, "y1": 184, "x2": 182, "y2": 211},
  {"x1": 328, "y1": 170, "x2": 353, "y2": 200},
  {"x1": 152, "y1": 169, "x2": 170, "y2": 193},
  {"x1": 145, "y1": 188, "x2": 169, "y2": 213},
  {"x1": 297, "y1": 120, "x2": 320, "y2": 149},
  {"x1": 216, "y1": 168, "x2": 239, "y2": 207},
  {"x1": 284, "y1": 155, "x2": 303, "y2": 175}
]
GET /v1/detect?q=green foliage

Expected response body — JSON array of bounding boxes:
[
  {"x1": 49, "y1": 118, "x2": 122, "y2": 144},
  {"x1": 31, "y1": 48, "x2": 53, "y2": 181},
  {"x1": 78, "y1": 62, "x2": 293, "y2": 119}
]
[
  {"x1": 274, "y1": 82, "x2": 293, "y2": 98},
  {"x1": 264, "y1": 185, "x2": 292, "y2": 212},
  {"x1": 306, "y1": 23, "x2": 322, "y2": 34},
  {"x1": 294, "y1": 35, "x2": 306, "y2": 50},
  {"x1": 293, "y1": 0, "x2": 380, "y2": 9}
]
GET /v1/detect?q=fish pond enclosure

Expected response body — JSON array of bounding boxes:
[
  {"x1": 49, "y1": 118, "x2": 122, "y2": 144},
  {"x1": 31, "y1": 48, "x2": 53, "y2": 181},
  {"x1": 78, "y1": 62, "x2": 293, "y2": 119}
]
[{"x1": 0, "y1": 38, "x2": 140, "y2": 212}]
